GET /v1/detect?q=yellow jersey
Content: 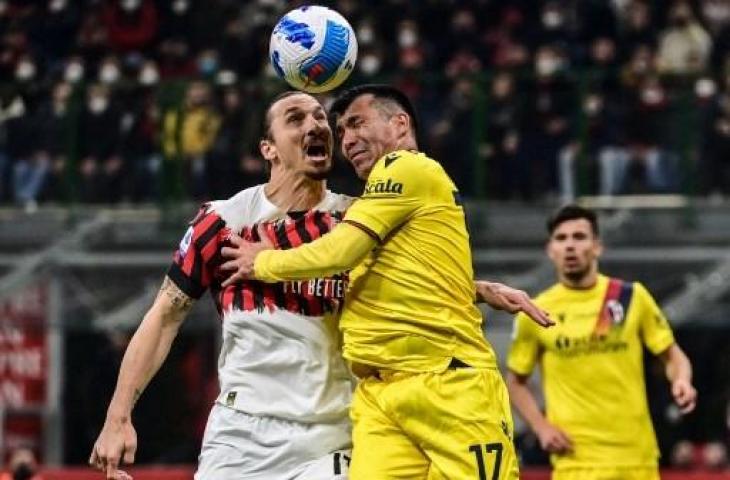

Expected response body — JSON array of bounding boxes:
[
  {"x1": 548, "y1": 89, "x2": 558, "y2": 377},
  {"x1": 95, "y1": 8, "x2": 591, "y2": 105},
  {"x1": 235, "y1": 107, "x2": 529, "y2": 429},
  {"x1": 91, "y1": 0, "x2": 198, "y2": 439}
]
[
  {"x1": 341, "y1": 150, "x2": 497, "y2": 372},
  {"x1": 507, "y1": 274, "x2": 675, "y2": 469}
]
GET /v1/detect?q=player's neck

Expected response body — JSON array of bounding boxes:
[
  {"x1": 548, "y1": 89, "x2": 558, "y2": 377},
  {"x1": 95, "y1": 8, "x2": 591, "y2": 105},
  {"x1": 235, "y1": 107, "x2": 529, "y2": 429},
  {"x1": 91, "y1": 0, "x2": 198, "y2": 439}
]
[{"x1": 265, "y1": 172, "x2": 326, "y2": 212}]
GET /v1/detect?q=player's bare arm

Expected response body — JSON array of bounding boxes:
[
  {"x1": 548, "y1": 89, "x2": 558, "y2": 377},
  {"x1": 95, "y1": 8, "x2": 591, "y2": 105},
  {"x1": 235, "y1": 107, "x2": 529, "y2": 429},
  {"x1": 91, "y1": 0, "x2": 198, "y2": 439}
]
[
  {"x1": 659, "y1": 343, "x2": 697, "y2": 414},
  {"x1": 89, "y1": 276, "x2": 194, "y2": 480},
  {"x1": 506, "y1": 371, "x2": 573, "y2": 454},
  {"x1": 475, "y1": 280, "x2": 554, "y2": 327}
]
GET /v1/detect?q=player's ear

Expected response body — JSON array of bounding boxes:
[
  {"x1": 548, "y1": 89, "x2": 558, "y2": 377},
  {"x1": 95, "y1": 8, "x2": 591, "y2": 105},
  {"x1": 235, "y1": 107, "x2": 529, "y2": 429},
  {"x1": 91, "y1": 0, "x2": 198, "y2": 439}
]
[
  {"x1": 260, "y1": 138, "x2": 277, "y2": 163},
  {"x1": 595, "y1": 237, "x2": 604, "y2": 257},
  {"x1": 391, "y1": 112, "x2": 410, "y2": 137}
]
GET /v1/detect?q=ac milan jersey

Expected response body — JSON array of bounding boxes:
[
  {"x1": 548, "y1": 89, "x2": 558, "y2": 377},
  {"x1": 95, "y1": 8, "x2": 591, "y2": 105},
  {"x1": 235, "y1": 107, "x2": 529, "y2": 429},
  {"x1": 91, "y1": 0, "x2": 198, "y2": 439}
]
[{"x1": 168, "y1": 185, "x2": 355, "y2": 424}]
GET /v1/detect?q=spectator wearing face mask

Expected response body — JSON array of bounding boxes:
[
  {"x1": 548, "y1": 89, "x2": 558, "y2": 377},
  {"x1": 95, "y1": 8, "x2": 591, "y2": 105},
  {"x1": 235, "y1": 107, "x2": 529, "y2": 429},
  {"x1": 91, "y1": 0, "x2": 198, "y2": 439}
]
[
  {"x1": 0, "y1": 447, "x2": 43, "y2": 480},
  {"x1": 162, "y1": 81, "x2": 221, "y2": 199},
  {"x1": 657, "y1": 1, "x2": 712, "y2": 74},
  {"x1": 78, "y1": 84, "x2": 124, "y2": 203},
  {"x1": 521, "y1": 44, "x2": 577, "y2": 199}
]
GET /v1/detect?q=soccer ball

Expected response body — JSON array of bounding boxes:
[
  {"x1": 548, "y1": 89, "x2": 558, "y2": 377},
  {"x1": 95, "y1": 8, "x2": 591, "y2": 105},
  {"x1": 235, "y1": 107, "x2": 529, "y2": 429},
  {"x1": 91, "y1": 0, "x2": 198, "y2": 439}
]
[{"x1": 269, "y1": 5, "x2": 358, "y2": 93}]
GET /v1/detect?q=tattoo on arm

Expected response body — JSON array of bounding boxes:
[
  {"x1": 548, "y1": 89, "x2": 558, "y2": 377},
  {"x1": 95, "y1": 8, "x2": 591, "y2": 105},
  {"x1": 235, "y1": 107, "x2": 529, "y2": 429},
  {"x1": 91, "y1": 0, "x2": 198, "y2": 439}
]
[
  {"x1": 133, "y1": 388, "x2": 142, "y2": 406},
  {"x1": 158, "y1": 276, "x2": 194, "y2": 311}
]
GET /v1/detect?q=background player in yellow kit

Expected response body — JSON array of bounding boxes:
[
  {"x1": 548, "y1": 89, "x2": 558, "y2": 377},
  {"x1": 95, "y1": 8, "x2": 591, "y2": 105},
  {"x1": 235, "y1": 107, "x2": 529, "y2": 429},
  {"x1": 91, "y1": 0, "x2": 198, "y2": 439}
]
[
  {"x1": 507, "y1": 204, "x2": 697, "y2": 480},
  {"x1": 219, "y1": 84, "x2": 553, "y2": 479}
]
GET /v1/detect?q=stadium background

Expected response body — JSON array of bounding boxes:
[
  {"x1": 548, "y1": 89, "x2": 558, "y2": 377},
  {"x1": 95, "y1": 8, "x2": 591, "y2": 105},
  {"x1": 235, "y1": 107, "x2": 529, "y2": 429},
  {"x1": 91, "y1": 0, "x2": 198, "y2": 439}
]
[{"x1": 1, "y1": 0, "x2": 730, "y2": 478}]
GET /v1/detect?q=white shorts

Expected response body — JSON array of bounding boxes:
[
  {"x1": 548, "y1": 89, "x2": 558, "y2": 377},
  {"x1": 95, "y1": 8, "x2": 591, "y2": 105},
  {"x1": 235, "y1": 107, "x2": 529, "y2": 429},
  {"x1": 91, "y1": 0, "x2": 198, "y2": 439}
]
[{"x1": 195, "y1": 403, "x2": 351, "y2": 480}]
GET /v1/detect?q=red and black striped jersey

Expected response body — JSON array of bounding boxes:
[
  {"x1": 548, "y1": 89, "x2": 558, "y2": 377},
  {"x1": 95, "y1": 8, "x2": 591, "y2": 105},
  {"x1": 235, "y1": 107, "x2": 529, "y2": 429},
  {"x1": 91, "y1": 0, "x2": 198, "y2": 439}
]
[
  {"x1": 168, "y1": 207, "x2": 347, "y2": 317},
  {"x1": 165, "y1": 185, "x2": 355, "y2": 424}
]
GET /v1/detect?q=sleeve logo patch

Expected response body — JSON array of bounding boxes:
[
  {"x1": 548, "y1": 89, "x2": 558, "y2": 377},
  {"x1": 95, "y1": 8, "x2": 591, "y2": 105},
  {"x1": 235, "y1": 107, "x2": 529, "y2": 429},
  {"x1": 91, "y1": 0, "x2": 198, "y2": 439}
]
[
  {"x1": 364, "y1": 178, "x2": 403, "y2": 195},
  {"x1": 179, "y1": 226, "x2": 194, "y2": 256}
]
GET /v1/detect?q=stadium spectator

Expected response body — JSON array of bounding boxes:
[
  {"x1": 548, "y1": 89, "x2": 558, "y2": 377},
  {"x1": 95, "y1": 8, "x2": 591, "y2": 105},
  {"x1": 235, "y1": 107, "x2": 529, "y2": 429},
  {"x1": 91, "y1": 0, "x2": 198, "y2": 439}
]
[
  {"x1": 482, "y1": 71, "x2": 526, "y2": 200},
  {"x1": 102, "y1": 0, "x2": 158, "y2": 54},
  {"x1": 521, "y1": 44, "x2": 576, "y2": 199},
  {"x1": 657, "y1": 1, "x2": 712, "y2": 74},
  {"x1": 161, "y1": 80, "x2": 220, "y2": 199},
  {"x1": 0, "y1": 447, "x2": 43, "y2": 480},
  {"x1": 78, "y1": 84, "x2": 123, "y2": 203},
  {"x1": 701, "y1": 71, "x2": 730, "y2": 196}
]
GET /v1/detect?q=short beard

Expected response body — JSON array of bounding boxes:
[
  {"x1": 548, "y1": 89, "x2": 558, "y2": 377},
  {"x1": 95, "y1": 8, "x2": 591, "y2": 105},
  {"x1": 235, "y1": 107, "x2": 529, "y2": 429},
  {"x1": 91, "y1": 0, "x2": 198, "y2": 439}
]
[
  {"x1": 306, "y1": 170, "x2": 330, "y2": 181},
  {"x1": 564, "y1": 267, "x2": 590, "y2": 285}
]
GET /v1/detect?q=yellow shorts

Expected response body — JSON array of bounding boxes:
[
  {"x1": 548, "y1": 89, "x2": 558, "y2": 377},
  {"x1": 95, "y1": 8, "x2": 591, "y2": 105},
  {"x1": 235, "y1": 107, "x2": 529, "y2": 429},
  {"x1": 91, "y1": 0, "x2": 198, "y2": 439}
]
[
  {"x1": 553, "y1": 466, "x2": 660, "y2": 480},
  {"x1": 349, "y1": 365, "x2": 519, "y2": 480}
]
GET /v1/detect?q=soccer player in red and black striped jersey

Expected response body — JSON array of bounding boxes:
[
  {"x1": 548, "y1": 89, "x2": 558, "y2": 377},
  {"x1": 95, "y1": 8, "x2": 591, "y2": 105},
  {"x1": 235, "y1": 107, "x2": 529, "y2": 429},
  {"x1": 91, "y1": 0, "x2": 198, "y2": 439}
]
[{"x1": 90, "y1": 92, "x2": 354, "y2": 480}]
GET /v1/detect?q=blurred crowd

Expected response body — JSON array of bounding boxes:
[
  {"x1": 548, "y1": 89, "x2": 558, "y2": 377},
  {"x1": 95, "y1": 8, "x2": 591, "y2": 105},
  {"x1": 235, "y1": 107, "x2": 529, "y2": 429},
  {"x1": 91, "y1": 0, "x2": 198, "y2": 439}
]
[{"x1": 2, "y1": 0, "x2": 730, "y2": 209}]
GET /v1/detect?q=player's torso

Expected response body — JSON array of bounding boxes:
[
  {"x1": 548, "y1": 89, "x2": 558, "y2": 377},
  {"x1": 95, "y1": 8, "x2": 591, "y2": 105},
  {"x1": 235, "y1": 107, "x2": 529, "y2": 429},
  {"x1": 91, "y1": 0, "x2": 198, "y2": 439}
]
[
  {"x1": 342, "y1": 152, "x2": 495, "y2": 372},
  {"x1": 534, "y1": 276, "x2": 659, "y2": 467},
  {"x1": 207, "y1": 186, "x2": 355, "y2": 423}
]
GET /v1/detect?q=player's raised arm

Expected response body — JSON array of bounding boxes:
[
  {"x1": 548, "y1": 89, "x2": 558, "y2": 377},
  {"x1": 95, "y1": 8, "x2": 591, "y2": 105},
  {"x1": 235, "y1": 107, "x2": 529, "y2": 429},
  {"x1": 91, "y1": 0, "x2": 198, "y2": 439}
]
[{"x1": 89, "y1": 276, "x2": 194, "y2": 479}]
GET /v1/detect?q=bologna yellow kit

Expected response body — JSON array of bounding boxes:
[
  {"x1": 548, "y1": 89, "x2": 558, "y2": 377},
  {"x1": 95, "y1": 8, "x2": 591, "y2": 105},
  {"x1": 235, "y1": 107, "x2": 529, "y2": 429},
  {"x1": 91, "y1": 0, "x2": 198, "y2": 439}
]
[
  {"x1": 508, "y1": 274, "x2": 675, "y2": 479},
  {"x1": 255, "y1": 150, "x2": 518, "y2": 479}
]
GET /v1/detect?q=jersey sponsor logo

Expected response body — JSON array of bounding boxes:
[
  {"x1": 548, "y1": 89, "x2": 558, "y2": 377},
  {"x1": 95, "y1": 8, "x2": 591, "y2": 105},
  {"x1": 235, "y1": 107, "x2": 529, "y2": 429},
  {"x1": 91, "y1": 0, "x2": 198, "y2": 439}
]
[
  {"x1": 178, "y1": 226, "x2": 194, "y2": 257},
  {"x1": 554, "y1": 330, "x2": 628, "y2": 357},
  {"x1": 384, "y1": 152, "x2": 400, "y2": 167},
  {"x1": 364, "y1": 178, "x2": 403, "y2": 195}
]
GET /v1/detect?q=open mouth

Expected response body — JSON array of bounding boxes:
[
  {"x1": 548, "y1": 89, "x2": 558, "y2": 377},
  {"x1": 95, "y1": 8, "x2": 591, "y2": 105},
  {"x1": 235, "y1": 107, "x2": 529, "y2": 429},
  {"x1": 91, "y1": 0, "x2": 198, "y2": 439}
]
[{"x1": 304, "y1": 142, "x2": 328, "y2": 160}]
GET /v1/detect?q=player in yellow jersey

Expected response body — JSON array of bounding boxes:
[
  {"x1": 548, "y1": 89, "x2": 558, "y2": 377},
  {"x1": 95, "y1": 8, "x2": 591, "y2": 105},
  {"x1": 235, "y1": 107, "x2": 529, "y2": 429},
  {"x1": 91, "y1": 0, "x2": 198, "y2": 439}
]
[
  {"x1": 507, "y1": 205, "x2": 697, "y2": 480},
  {"x1": 218, "y1": 84, "x2": 554, "y2": 479}
]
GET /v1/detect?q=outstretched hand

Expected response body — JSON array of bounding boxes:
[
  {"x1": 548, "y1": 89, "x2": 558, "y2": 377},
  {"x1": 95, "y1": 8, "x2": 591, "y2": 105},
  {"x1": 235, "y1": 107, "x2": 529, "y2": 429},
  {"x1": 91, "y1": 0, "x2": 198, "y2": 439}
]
[
  {"x1": 220, "y1": 233, "x2": 274, "y2": 287},
  {"x1": 475, "y1": 281, "x2": 554, "y2": 327}
]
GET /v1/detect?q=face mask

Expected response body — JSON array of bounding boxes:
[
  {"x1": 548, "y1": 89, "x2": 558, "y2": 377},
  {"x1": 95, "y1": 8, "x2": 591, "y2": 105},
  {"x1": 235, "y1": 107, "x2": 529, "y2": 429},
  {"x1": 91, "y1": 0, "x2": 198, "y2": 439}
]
[
  {"x1": 138, "y1": 66, "x2": 159, "y2": 85},
  {"x1": 65, "y1": 62, "x2": 84, "y2": 83},
  {"x1": 695, "y1": 78, "x2": 716, "y2": 98},
  {"x1": 121, "y1": 0, "x2": 141, "y2": 12},
  {"x1": 172, "y1": 0, "x2": 188, "y2": 14},
  {"x1": 198, "y1": 57, "x2": 218, "y2": 75},
  {"x1": 15, "y1": 61, "x2": 36, "y2": 81},
  {"x1": 703, "y1": 1, "x2": 730, "y2": 24},
  {"x1": 12, "y1": 464, "x2": 34, "y2": 480},
  {"x1": 357, "y1": 26, "x2": 374, "y2": 45},
  {"x1": 89, "y1": 96, "x2": 109, "y2": 113},
  {"x1": 536, "y1": 57, "x2": 560, "y2": 77},
  {"x1": 360, "y1": 55, "x2": 381, "y2": 76},
  {"x1": 584, "y1": 96, "x2": 603, "y2": 115},
  {"x1": 49, "y1": 0, "x2": 67, "y2": 12},
  {"x1": 216, "y1": 70, "x2": 237, "y2": 86},
  {"x1": 99, "y1": 64, "x2": 120, "y2": 84},
  {"x1": 542, "y1": 11, "x2": 564, "y2": 29},
  {"x1": 641, "y1": 87, "x2": 664, "y2": 105},
  {"x1": 398, "y1": 29, "x2": 418, "y2": 48}
]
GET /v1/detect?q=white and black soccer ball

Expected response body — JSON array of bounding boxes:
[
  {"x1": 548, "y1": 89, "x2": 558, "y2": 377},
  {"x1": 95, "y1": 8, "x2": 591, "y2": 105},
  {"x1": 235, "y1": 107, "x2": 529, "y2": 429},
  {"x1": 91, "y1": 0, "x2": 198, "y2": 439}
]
[{"x1": 269, "y1": 5, "x2": 357, "y2": 93}]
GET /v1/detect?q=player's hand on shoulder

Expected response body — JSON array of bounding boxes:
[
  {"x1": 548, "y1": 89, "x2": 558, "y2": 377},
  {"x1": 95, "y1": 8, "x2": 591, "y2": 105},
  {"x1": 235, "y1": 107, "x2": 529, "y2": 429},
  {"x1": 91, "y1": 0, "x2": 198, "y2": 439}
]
[
  {"x1": 89, "y1": 416, "x2": 137, "y2": 479},
  {"x1": 672, "y1": 378, "x2": 697, "y2": 414},
  {"x1": 220, "y1": 230, "x2": 274, "y2": 286},
  {"x1": 475, "y1": 281, "x2": 554, "y2": 327},
  {"x1": 535, "y1": 420, "x2": 573, "y2": 454}
]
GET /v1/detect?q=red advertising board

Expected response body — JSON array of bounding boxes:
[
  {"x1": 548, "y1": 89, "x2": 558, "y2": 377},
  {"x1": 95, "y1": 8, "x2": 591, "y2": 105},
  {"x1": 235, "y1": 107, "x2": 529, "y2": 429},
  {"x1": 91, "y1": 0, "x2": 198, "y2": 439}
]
[{"x1": 0, "y1": 283, "x2": 48, "y2": 409}]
